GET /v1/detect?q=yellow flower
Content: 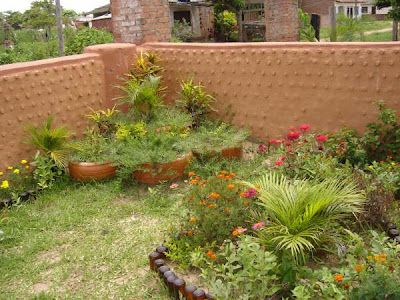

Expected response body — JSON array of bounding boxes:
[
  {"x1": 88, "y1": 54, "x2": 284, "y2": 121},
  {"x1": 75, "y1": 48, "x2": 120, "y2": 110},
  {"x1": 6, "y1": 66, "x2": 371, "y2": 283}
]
[
  {"x1": 13, "y1": 169, "x2": 20, "y2": 175},
  {"x1": 368, "y1": 165, "x2": 373, "y2": 170},
  {"x1": 1, "y1": 180, "x2": 9, "y2": 189},
  {"x1": 25, "y1": 166, "x2": 30, "y2": 169},
  {"x1": 0, "y1": 172, "x2": 3, "y2": 176},
  {"x1": 391, "y1": 162, "x2": 396, "y2": 166},
  {"x1": 7, "y1": 166, "x2": 13, "y2": 170},
  {"x1": 21, "y1": 160, "x2": 27, "y2": 164}
]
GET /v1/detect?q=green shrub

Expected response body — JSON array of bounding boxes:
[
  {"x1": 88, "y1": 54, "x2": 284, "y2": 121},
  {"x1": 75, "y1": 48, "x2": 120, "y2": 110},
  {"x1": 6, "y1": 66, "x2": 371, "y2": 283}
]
[
  {"x1": 214, "y1": 11, "x2": 238, "y2": 42},
  {"x1": 171, "y1": 19, "x2": 193, "y2": 42},
  {"x1": 65, "y1": 27, "x2": 113, "y2": 55}
]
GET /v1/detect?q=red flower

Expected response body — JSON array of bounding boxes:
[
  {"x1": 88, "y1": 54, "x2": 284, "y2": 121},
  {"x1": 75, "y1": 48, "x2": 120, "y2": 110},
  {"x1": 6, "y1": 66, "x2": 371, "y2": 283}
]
[
  {"x1": 284, "y1": 141, "x2": 292, "y2": 147},
  {"x1": 287, "y1": 131, "x2": 301, "y2": 141},
  {"x1": 269, "y1": 139, "x2": 277, "y2": 144},
  {"x1": 290, "y1": 126, "x2": 296, "y2": 131},
  {"x1": 276, "y1": 139, "x2": 284, "y2": 144},
  {"x1": 299, "y1": 124, "x2": 310, "y2": 131},
  {"x1": 275, "y1": 160, "x2": 283, "y2": 166},
  {"x1": 280, "y1": 156, "x2": 287, "y2": 161},
  {"x1": 317, "y1": 134, "x2": 328, "y2": 142},
  {"x1": 286, "y1": 148, "x2": 294, "y2": 154},
  {"x1": 257, "y1": 144, "x2": 268, "y2": 152}
]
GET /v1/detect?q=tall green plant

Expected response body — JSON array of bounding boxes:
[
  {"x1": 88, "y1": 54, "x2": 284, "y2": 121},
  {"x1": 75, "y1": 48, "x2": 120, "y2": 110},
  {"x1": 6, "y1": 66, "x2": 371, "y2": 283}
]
[
  {"x1": 247, "y1": 173, "x2": 365, "y2": 263},
  {"x1": 23, "y1": 116, "x2": 78, "y2": 167},
  {"x1": 117, "y1": 75, "x2": 163, "y2": 117},
  {"x1": 176, "y1": 76, "x2": 216, "y2": 127}
]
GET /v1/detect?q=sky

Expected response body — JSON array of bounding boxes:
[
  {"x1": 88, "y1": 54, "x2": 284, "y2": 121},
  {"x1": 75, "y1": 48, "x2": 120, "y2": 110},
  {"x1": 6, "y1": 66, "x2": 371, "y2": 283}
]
[{"x1": 0, "y1": 0, "x2": 110, "y2": 14}]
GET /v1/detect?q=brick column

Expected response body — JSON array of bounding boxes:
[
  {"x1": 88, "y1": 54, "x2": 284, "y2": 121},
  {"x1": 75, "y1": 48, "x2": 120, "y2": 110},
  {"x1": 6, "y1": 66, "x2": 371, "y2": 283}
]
[
  {"x1": 264, "y1": 0, "x2": 299, "y2": 42},
  {"x1": 111, "y1": 0, "x2": 171, "y2": 44}
]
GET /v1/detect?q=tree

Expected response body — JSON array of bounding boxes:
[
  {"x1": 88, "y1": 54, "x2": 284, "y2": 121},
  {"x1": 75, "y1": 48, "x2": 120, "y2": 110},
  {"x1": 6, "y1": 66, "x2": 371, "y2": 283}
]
[
  {"x1": 374, "y1": 0, "x2": 400, "y2": 41},
  {"x1": 4, "y1": 11, "x2": 24, "y2": 30},
  {"x1": 212, "y1": 0, "x2": 245, "y2": 13},
  {"x1": 23, "y1": 0, "x2": 56, "y2": 40}
]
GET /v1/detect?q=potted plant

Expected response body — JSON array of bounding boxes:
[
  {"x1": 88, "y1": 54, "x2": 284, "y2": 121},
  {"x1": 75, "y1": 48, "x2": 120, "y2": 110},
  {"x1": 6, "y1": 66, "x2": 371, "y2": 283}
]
[
  {"x1": 190, "y1": 120, "x2": 250, "y2": 160},
  {"x1": 116, "y1": 107, "x2": 194, "y2": 185},
  {"x1": 68, "y1": 134, "x2": 119, "y2": 182}
]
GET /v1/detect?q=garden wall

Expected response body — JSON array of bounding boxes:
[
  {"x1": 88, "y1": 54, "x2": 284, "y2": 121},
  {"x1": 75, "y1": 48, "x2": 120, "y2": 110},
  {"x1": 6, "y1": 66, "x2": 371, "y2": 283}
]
[
  {"x1": 1, "y1": 41, "x2": 400, "y2": 170},
  {"x1": 141, "y1": 42, "x2": 400, "y2": 141},
  {"x1": 0, "y1": 44, "x2": 136, "y2": 170}
]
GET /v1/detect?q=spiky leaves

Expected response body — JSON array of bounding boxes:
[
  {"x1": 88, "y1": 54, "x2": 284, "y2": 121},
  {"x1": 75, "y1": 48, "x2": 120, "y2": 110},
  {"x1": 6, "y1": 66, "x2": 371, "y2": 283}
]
[
  {"x1": 247, "y1": 173, "x2": 365, "y2": 263},
  {"x1": 23, "y1": 116, "x2": 79, "y2": 167}
]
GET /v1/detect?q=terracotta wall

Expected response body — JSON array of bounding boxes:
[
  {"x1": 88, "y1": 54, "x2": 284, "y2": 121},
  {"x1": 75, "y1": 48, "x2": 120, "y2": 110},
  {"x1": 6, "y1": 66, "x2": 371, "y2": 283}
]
[
  {"x1": 1, "y1": 41, "x2": 400, "y2": 170},
  {"x1": 140, "y1": 42, "x2": 400, "y2": 141},
  {"x1": 0, "y1": 44, "x2": 135, "y2": 170}
]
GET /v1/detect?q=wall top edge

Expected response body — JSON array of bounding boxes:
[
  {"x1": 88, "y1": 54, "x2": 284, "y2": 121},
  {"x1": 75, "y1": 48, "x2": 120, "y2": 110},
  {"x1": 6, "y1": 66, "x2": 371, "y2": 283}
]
[
  {"x1": 0, "y1": 53, "x2": 102, "y2": 76},
  {"x1": 141, "y1": 42, "x2": 400, "y2": 50},
  {"x1": 84, "y1": 43, "x2": 137, "y2": 51}
]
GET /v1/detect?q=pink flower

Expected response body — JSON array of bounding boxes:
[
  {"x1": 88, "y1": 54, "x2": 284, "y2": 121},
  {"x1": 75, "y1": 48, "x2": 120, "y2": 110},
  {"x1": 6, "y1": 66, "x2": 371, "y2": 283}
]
[
  {"x1": 170, "y1": 184, "x2": 179, "y2": 189},
  {"x1": 276, "y1": 139, "x2": 284, "y2": 144},
  {"x1": 275, "y1": 160, "x2": 283, "y2": 166},
  {"x1": 257, "y1": 144, "x2": 268, "y2": 152},
  {"x1": 286, "y1": 148, "x2": 294, "y2": 154},
  {"x1": 280, "y1": 156, "x2": 287, "y2": 161},
  {"x1": 244, "y1": 188, "x2": 258, "y2": 198},
  {"x1": 300, "y1": 124, "x2": 310, "y2": 131},
  {"x1": 269, "y1": 139, "x2": 277, "y2": 145},
  {"x1": 252, "y1": 222, "x2": 265, "y2": 230},
  {"x1": 237, "y1": 228, "x2": 248, "y2": 233},
  {"x1": 287, "y1": 131, "x2": 301, "y2": 141},
  {"x1": 317, "y1": 134, "x2": 328, "y2": 142},
  {"x1": 284, "y1": 141, "x2": 292, "y2": 147},
  {"x1": 290, "y1": 126, "x2": 296, "y2": 131}
]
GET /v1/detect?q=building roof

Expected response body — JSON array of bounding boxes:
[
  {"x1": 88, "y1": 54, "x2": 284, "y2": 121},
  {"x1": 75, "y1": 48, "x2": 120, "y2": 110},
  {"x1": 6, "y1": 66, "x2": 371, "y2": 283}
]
[
  {"x1": 87, "y1": 4, "x2": 111, "y2": 16},
  {"x1": 336, "y1": 0, "x2": 367, "y2": 3}
]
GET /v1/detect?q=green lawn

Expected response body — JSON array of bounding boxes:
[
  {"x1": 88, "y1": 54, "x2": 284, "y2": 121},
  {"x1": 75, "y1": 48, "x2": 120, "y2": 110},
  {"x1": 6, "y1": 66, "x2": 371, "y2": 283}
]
[
  {"x1": 0, "y1": 178, "x2": 179, "y2": 299},
  {"x1": 364, "y1": 30, "x2": 394, "y2": 42}
]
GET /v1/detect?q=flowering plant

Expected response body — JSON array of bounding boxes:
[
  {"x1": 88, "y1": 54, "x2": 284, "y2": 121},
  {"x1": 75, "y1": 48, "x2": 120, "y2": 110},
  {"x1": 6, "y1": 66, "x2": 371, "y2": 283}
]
[
  {"x1": 0, "y1": 160, "x2": 35, "y2": 200},
  {"x1": 181, "y1": 171, "x2": 257, "y2": 246}
]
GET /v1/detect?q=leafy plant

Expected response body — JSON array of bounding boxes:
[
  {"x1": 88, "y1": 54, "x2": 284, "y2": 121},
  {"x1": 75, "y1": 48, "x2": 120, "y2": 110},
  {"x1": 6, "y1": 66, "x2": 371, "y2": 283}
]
[
  {"x1": 171, "y1": 19, "x2": 193, "y2": 42},
  {"x1": 129, "y1": 51, "x2": 164, "y2": 82},
  {"x1": 192, "y1": 235, "x2": 281, "y2": 300},
  {"x1": 0, "y1": 160, "x2": 35, "y2": 199},
  {"x1": 31, "y1": 151, "x2": 63, "y2": 189},
  {"x1": 248, "y1": 173, "x2": 366, "y2": 263},
  {"x1": 299, "y1": 9, "x2": 316, "y2": 42},
  {"x1": 65, "y1": 27, "x2": 113, "y2": 55},
  {"x1": 182, "y1": 171, "x2": 257, "y2": 246},
  {"x1": 176, "y1": 76, "x2": 216, "y2": 127},
  {"x1": 84, "y1": 104, "x2": 119, "y2": 137},
  {"x1": 23, "y1": 116, "x2": 79, "y2": 167},
  {"x1": 117, "y1": 75, "x2": 164, "y2": 118},
  {"x1": 214, "y1": 11, "x2": 238, "y2": 42}
]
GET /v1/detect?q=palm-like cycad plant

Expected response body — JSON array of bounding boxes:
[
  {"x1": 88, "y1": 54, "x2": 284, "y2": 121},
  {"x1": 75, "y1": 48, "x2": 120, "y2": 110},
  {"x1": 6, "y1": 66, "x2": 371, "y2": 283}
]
[
  {"x1": 24, "y1": 116, "x2": 79, "y2": 167},
  {"x1": 247, "y1": 173, "x2": 365, "y2": 263}
]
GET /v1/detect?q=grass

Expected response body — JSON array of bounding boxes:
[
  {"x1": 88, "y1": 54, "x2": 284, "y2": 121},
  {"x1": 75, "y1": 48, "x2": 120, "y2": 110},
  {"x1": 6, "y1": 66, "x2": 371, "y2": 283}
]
[
  {"x1": 364, "y1": 30, "x2": 394, "y2": 42},
  {"x1": 320, "y1": 19, "x2": 392, "y2": 41},
  {"x1": 0, "y1": 177, "x2": 184, "y2": 299}
]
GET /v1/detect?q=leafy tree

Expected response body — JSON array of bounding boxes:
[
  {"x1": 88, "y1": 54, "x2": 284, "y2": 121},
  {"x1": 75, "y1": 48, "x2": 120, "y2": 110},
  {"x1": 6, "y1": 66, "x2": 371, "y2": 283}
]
[
  {"x1": 4, "y1": 11, "x2": 24, "y2": 30},
  {"x1": 374, "y1": 0, "x2": 400, "y2": 40},
  {"x1": 212, "y1": 0, "x2": 245, "y2": 13},
  {"x1": 65, "y1": 27, "x2": 114, "y2": 55},
  {"x1": 62, "y1": 9, "x2": 78, "y2": 19},
  {"x1": 23, "y1": 0, "x2": 56, "y2": 40}
]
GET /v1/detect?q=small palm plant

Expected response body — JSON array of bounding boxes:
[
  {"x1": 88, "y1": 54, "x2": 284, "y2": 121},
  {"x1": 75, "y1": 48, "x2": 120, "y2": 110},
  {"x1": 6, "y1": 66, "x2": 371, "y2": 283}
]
[
  {"x1": 247, "y1": 173, "x2": 365, "y2": 263},
  {"x1": 24, "y1": 116, "x2": 79, "y2": 167},
  {"x1": 117, "y1": 75, "x2": 164, "y2": 117}
]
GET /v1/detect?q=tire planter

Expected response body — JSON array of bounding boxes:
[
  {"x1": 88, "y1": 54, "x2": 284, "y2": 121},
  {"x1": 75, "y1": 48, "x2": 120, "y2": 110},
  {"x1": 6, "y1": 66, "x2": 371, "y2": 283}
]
[
  {"x1": 133, "y1": 152, "x2": 193, "y2": 185},
  {"x1": 193, "y1": 146, "x2": 243, "y2": 160},
  {"x1": 68, "y1": 161, "x2": 118, "y2": 182}
]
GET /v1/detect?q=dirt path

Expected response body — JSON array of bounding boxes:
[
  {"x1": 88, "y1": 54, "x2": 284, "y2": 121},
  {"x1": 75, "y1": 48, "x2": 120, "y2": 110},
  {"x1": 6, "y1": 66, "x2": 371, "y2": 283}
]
[{"x1": 364, "y1": 27, "x2": 392, "y2": 36}]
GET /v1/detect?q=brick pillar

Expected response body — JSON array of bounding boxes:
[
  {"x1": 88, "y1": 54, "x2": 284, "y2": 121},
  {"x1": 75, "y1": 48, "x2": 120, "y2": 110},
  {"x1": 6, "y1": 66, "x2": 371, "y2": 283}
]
[
  {"x1": 111, "y1": 0, "x2": 171, "y2": 44},
  {"x1": 264, "y1": 0, "x2": 299, "y2": 42}
]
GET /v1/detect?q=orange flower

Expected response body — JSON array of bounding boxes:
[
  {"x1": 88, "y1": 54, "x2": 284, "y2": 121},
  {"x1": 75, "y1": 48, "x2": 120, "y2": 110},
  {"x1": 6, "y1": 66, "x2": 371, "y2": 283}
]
[
  {"x1": 374, "y1": 255, "x2": 381, "y2": 262},
  {"x1": 255, "y1": 185, "x2": 261, "y2": 189},
  {"x1": 225, "y1": 207, "x2": 230, "y2": 212},
  {"x1": 189, "y1": 179, "x2": 198, "y2": 185},
  {"x1": 195, "y1": 176, "x2": 201, "y2": 181},
  {"x1": 187, "y1": 230, "x2": 193, "y2": 235},
  {"x1": 243, "y1": 201, "x2": 250, "y2": 206},
  {"x1": 225, "y1": 176, "x2": 231, "y2": 180},
  {"x1": 188, "y1": 172, "x2": 196, "y2": 177},
  {"x1": 218, "y1": 174, "x2": 225, "y2": 179},
  {"x1": 189, "y1": 217, "x2": 196, "y2": 223},
  {"x1": 367, "y1": 256, "x2": 372, "y2": 261},
  {"x1": 221, "y1": 171, "x2": 227, "y2": 174},
  {"x1": 199, "y1": 200, "x2": 206, "y2": 206},
  {"x1": 354, "y1": 264, "x2": 363, "y2": 272},
  {"x1": 199, "y1": 180, "x2": 208, "y2": 186},
  {"x1": 334, "y1": 274, "x2": 344, "y2": 282},
  {"x1": 210, "y1": 254, "x2": 216, "y2": 260},
  {"x1": 240, "y1": 192, "x2": 246, "y2": 197},
  {"x1": 232, "y1": 229, "x2": 239, "y2": 236},
  {"x1": 208, "y1": 204, "x2": 215, "y2": 208},
  {"x1": 209, "y1": 193, "x2": 221, "y2": 199},
  {"x1": 227, "y1": 184, "x2": 235, "y2": 190},
  {"x1": 381, "y1": 257, "x2": 387, "y2": 263},
  {"x1": 229, "y1": 173, "x2": 236, "y2": 177}
]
